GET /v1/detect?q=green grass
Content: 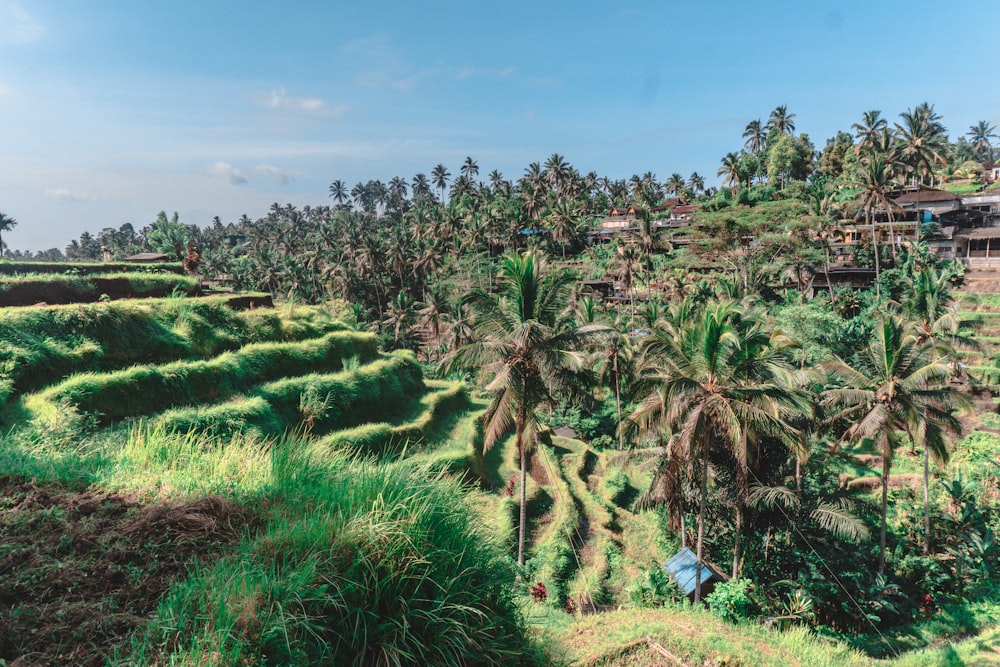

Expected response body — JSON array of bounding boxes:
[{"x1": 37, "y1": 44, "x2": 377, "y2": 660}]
[
  {"x1": 119, "y1": 437, "x2": 537, "y2": 665},
  {"x1": 536, "y1": 606, "x2": 874, "y2": 666},
  {"x1": 0, "y1": 271, "x2": 201, "y2": 305},
  {"x1": 0, "y1": 298, "x2": 349, "y2": 403},
  {"x1": 0, "y1": 260, "x2": 183, "y2": 275},
  {"x1": 23, "y1": 331, "x2": 380, "y2": 424}
]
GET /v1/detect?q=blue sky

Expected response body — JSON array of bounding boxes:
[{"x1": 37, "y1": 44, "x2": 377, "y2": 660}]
[{"x1": 1, "y1": 0, "x2": 998, "y2": 251}]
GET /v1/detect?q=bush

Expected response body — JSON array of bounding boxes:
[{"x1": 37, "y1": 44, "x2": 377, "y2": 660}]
[{"x1": 706, "y1": 577, "x2": 755, "y2": 624}]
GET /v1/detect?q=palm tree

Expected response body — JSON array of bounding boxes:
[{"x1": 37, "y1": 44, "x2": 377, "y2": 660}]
[
  {"x1": 665, "y1": 173, "x2": 686, "y2": 198},
  {"x1": 895, "y1": 103, "x2": 947, "y2": 186},
  {"x1": 767, "y1": 105, "x2": 796, "y2": 136},
  {"x1": 717, "y1": 152, "x2": 742, "y2": 194},
  {"x1": 898, "y1": 264, "x2": 978, "y2": 554},
  {"x1": 328, "y1": 180, "x2": 348, "y2": 206},
  {"x1": 545, "y1": 197, "x2": 582, "y2": 259},
  {"x1": 446, "y1": 251, "x2": 605, "y2": 567},
  {"x1": 687, "y1": 172, "x2": 705, "y2": 197},
  {"x1": 822, "y1": 316, "x2": 967, "y2": 572},
  {"x1": 852, "y1": 110, "x2": 888, "y2": 159},
  {"x1": 0, "y1": 212, "x2": 17, "y2": 256},
  {"x1": 855, "y1": 152, "x2": 898, "y2": 302},
  {"x1": 743, "y1": 119, "x2": 766, "y2": 155},
  {"x1": 432, "y1": 164, "x2": 451, "y2": 203},
  {"x1": 544, "y1": 153, "x2": 571, "y2": 197},
  {"x1": 630, "y1": 302, "x2": 807, "y2": 597},
  {"x1": 967, "y1": 121, "x2": 998, "y2": 162},
  {"x1": 461, "y1": 156, "x2": 479, "y2": 181},
  {"x1": 613, "y1": 241, "x2": 643, "y2": 322}
]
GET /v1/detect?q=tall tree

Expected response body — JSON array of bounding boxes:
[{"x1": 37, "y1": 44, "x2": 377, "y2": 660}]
[
  {"x1": 895, "y1": 103, "x2": 947, "y2": 186},
  {"x1": 446, "y1": 251, "x2": 604, "y2": 567},
  {"x1": 855, "y1": 152, "x2": 898, "y2": 302},
  {"x1": 743, "y1": 119, "x2": 766, "y2": 155},
  {"x1": 718, "y1": 152, "x2": 742, "y2": 193},
  {"x1": 966, "y1": 120, "x2": 998, "y2": 163},
  {"x1": 852, "y1": 110, "x2": 888, "y2": 159},
  {"x1": 0, "y1": 212, "x2": 18, "y2": 256},
  {"x1": 630, "y1": 302, "x2": 807, "y2": 596},
  {"x1": 328, "y1": 179, "x2": 348, "y2": 206},
  {"x1": 767, "y1": 105, "x2": 797, "y2": 136},
  {"x1": 461, "y1": 156, "x2": 479, "y2": 181},
  {"x1": 822, "y1": 316, "x2": 967, "y2": 572},
  {"x1": 899, "y1": 264, "x2": 978, "y2": 553},
  {"x1": 432, "y1": 164, "x2": 451, "y2": 203}
]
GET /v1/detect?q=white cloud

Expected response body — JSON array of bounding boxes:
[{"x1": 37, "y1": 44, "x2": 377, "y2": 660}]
[
  {"x1": 45, "y1": 188, "x2": 98, "y2": 202},
  {"x1": 0, "y1": 84, "x2": 13, "y2": 97},
  {"x1": 263, "y1": 87, "x2": 327, "y2": 112},
  {"x1": 202, "y1": 161, "x2": 247, "y2": 185},
  {"x1": 255, "y1": 163, "x2": 296, "y2": 184},
  {"x1": 0, "y1": 4, "x2": 43, "y2": 44}
]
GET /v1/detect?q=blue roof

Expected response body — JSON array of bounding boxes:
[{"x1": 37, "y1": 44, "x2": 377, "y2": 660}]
[{"x1": 663, "y1": 547, "x2": 726, "y2": 596}]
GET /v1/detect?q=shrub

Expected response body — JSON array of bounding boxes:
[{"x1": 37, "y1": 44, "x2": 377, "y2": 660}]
[{"x1": 706, "y1": 577, "x2": 755, "y2": 624}]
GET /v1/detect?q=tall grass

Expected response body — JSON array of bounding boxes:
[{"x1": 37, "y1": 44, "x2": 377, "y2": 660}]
[
  {"x1": 26, "y1": 331, "x2": 380, "y2": 423},
  {"x1": 0, "y1": 272, "x2": 201, "y2": 305},
  {"x1": 317, "y1": 380, "x2": 470, "y2": 455},
  {"x1": 0, "y1": 299, "x2": 349, "y2": 403},
  {"x1": 0, "y1": 260, "x2": 183, "y2": 275},
  {"x1": 120, "y1": 437, "x2": 538, "y2": 666}
]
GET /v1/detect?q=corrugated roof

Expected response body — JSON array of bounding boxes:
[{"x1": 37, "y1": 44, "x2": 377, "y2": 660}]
[{"x1": 663, "y1": 547, "x2": 727, "y2": 596}]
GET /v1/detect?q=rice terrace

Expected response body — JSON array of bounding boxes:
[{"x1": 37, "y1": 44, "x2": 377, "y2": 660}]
[{"x1": 3, "y1": 3, "x2": 1000, "y2": 665}]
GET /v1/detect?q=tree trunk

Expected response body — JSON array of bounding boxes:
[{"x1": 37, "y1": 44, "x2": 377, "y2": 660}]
[
  {"x1": 795, "y1": 456, "x2": 802, "y2": 498},
  {"x1": 923, "y1": 443, "x2": 931, "y2": 556},
  {"x1": 879, "y1": 448, "x2": 889, "y2": 575},
  {"x1": 732, "y1": 503, "x2": 743, "y2": 580},
  {"x1": 614, "y1": 353, "x2": 624, "y2": 451},
  {"x1": 695, "y1": 454, "x2": 708, "y2": 604},
  {"x1": 517, "y1": 413, "x2": 528, "y2": 568},
  {"x1": 870, "y1": 210, "x2": 882, "y2": 303},
  {"x1": 824, "y1": 246, "x2": 835, "y2": 301}
]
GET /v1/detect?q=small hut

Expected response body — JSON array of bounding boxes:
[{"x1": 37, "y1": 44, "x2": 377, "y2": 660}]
[
  {"x1": 124, "y1": 252, "x2": 169, "y2": 263},
  {"x1": 663, "y1": 547, "x2": 728, "y2": 601}
]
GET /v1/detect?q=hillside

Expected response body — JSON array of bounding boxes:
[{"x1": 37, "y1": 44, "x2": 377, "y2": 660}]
[{"x1": 1, "y1": 274, "x2": 999, "y2": 665}]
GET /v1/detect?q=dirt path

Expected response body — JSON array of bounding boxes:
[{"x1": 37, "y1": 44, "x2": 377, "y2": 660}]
[{"x1": 0, "y1": 479, "x2": 256, "y2": 666}]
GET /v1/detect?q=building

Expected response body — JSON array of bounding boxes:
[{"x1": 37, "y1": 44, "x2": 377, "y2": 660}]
[{"x1": 663, "y1": 547, "x2": 728, "y2": 601}]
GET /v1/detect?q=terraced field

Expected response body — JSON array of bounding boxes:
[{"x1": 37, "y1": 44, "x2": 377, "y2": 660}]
[
  {"x1": 3, "y1": 274, "x2": 997, "y2": 664},
  {"x1": 0, "y1": 286, "x2": 671, "y2": 664}
]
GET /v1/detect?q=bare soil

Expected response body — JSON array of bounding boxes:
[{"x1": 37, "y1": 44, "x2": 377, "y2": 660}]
[{"x1": 0, "y1": 479, "x2": 256, "y2": 666}]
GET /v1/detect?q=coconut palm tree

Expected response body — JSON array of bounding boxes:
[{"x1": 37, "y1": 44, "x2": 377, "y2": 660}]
[
  {"x1": 432, "y1": 164, "x2": 451, "y2": 203},
  {"x1": 461, "y1": 156, "x2": 479, "y2": 181},
  {"x1": 967, "y1": 121, "x2": 998, "y2": 162},
  {"x1": 895, "y1": 103, "x2": 947, "y2": 186},
  {"x1": 718, "y1": 152, "x2": 742, "y2": 194},
  {"x1": 855, "y1": 152, "x2": 899, "y2": 302},
  {"x1": 897, "y1": 264, "x2": 978, "y2": 553},
  {"x1": 0, "y1": 212, "x2": 17, "y2": 256},
  {"x1": 665, "y1": 173, "x2": 686, "y2": 198},
  {"x1": 687, "y1": 172, "x2": 705, "y2": 197},
  {"x1": 852, "y1": 110, "x2": 888, "y2": 159},
  {"x1": 743, "y1": 119, "x2": 766, "y2": 155},
  {"x1": 630, "y1": 302, "x2": 807, "y2": 597},
  {"x1": 446, "y1": 251, "x2": 605, "y2": 567},
  {"x1": 822, "y1": 315, "x2": 967, "y2": 572},
  {"x1": 328, "y1": 180, "x2": 348, "y2": 206},
  {"x1": 545, "y1": 197, "x2": 582, "y2": 259},
  {"x1": 767, "y1": 105, "x2": 797, "y2": 136}
]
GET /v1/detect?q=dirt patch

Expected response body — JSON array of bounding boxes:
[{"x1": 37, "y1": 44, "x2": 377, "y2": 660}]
[
  {"x1": 0, "y1": 479, "x2": 256, "y2": 666},
  {"x1": 529, "y1": 452, "x2": 550, "y2": 486}
]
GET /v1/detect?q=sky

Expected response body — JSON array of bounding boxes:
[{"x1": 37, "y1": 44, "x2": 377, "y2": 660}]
[{"x1": 1, "y1": 0, "x2": 998, "y2": 252}]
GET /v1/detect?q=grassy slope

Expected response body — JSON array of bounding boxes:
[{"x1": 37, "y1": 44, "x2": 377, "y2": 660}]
[{"x1": 3, "y1": 292, "x2": 1000, "y2": 664}]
